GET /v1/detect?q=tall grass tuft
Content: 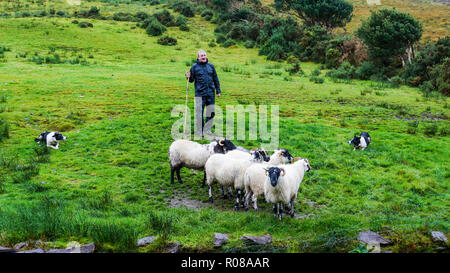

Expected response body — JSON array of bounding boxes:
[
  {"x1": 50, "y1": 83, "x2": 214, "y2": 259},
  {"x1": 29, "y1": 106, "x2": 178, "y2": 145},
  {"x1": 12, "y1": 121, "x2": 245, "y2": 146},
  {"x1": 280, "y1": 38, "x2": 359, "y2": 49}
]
[
  {"x1": 148, "y1": 210, "x2": 178, "y2": 244},
  {"x1": 0, "y1": 117, "x2": 9, "y2": 141}
]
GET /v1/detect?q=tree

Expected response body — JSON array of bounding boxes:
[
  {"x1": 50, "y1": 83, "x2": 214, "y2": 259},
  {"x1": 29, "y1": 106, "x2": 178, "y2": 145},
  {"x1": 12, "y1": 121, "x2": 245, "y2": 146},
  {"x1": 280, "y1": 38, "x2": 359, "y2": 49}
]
[
  {"x1": 357, "y1": 9, "x2": 423, "y2": 66},
  {"x1": 274, "y1": 0, "x2": 353, "y2": 32}
]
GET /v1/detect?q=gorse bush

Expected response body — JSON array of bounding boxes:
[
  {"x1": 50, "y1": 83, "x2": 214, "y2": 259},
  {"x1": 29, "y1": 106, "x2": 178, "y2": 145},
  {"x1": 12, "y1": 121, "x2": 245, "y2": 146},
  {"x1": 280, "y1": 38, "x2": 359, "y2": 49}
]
[
  {"x1": 157, "y1": 36, "x2": 177, "y2": 46},
  {"x1": 154, "y1": 10, "x2": 176, "y2": 27},
  {"x1": 326, "y1": 61, "x2": 355, "y2": 80},
  {"x1": 402, "y1": 37, "x2": 450, "y2": 96},
  {"x1": 145, "y1": 18, "x2": 166, "y2": 36},
  {"x1": 74, "y1": 6, "x2": 104, "y2": 20},
  {"x1": 78, "y1": 22, "x2": 93, "y2": 28},
  {"x1": 169, "y1": 0, "x2": 195, "y2": 18},
  {"x1": 286, "y1": 62, "x2": 304, "y2": 76}
]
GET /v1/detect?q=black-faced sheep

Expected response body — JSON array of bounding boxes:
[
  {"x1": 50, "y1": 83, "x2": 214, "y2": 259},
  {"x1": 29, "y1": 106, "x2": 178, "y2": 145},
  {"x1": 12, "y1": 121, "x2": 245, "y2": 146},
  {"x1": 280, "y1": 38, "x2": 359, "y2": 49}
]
[
  {"x1": 243, "y1": 149, "x2": 293, "y2": 211},
  {"x1": 168, "y1": 138, "x2": 236, "y2": 186},
  {"x1": 263, "y1": 157, "x2": 311, "y2": 220},
  {"x1": 204, "y1": 151, "x2": 266, "y2": 210}
]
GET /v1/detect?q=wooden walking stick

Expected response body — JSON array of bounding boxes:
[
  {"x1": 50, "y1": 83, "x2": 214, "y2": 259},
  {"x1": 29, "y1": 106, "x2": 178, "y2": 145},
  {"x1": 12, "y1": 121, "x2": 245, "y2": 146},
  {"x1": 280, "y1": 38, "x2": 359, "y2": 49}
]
[{"x1": 184, "y1": 71, "x2": 189, "y2": 138}]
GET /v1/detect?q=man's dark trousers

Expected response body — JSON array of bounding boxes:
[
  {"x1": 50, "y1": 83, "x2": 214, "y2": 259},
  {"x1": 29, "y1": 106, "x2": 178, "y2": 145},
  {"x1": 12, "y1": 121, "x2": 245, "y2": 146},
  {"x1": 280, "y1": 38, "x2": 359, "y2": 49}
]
[{"x1": 195, "y1": 95, "x2": 215, "y2": 137}]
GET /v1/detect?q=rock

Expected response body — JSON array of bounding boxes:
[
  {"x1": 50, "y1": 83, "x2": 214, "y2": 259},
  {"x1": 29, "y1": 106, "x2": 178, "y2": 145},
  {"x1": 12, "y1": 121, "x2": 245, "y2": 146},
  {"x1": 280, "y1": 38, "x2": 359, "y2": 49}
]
[
  {"x1": 294, "y1": 213, "x2": 315, "y2": 219},
  {"x1": 137, "y1": 236, "x2": 156, "y2": 247},
  {"x1": 431, "y1": 231, "x2": 447, "y2": 243},
  {"x1": 167, "y1": 242, "x2": 180, "y2": 253},
  {"x1": 383, "y1": 250, "x2": 393, "y2": 253},
  {"x1": 214, "y1": 233, "x2": 229, "y2": 248},
  {"x1": 80, "y1": 243, "x2": 95, "y2": 253},
  {"x1": 46, "y1": 248, "x2": 74, "y2": 253},
  {"x1": 18, "y1": 248, "x2": 45, "y2": 253},
  {"x1": 241, "y1": 234, "x2": 272, "y2": 245},
  {"x1": 0, "y1": 246, "x2": 16, "y2": 253},
  {"x1": 14, "y1": 242, "x2": 26, "y2": 250},
  {"x1": 358, "y1": 231, "x2": 391, "y2": 245}
]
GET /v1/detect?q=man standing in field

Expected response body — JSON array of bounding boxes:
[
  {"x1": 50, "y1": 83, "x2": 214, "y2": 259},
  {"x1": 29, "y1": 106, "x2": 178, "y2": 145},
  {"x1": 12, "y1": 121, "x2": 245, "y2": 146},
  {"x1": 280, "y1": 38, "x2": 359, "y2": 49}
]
[{"x1": 185, "y1": 50, "x2": 221, "y2": 139}]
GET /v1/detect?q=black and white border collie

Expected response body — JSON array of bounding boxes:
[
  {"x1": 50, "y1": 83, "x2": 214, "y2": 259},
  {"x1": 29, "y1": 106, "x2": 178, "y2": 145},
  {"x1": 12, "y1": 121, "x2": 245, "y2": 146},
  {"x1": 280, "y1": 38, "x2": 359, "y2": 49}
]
[
  {"x1": 348, "y1": 132, "x2": 371, "y2": 151},
  {"x1": 34, "y1": 131, "x2": 67, "y2": 149}
]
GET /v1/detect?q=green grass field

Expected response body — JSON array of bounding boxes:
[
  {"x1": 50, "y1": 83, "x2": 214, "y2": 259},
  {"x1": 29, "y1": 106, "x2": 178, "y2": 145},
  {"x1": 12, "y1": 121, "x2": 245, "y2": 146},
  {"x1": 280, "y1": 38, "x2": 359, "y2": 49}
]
[{"x1": 0, "y1": 1, "x2": 449, "y2": 252}]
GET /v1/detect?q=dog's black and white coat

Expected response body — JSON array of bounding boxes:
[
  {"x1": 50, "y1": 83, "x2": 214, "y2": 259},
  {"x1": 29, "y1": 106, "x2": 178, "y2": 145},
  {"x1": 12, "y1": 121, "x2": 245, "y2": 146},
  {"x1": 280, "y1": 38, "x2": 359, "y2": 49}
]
[
  {"x1": 348, "y1": 132, "x2": 371, "y2": 151},
  {"x1": 34, "y1": 131, "x2": 66, "y2": 149}
]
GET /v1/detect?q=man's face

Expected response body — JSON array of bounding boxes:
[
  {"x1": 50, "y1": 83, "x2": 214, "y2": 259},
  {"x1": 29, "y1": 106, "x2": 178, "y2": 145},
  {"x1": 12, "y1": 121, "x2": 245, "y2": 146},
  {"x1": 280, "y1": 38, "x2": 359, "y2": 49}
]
[{"x1": 198, "y1": 52, "x2": 207, "y2": 62}]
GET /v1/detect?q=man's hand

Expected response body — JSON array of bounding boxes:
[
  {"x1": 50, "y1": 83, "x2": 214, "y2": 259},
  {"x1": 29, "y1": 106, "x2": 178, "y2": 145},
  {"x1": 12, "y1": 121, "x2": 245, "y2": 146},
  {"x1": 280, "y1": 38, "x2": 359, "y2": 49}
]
[
  {"x1": 217, "y1": 93, "x2": 221, "y2": 98},
  {"x1": 185, "y1": 71, "x2": 191, "y2": 79}
]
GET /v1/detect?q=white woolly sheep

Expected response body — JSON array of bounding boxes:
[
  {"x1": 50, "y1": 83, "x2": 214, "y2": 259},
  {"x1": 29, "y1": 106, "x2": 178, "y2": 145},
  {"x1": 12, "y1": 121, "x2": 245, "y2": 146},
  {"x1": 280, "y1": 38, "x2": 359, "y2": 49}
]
[
  {"x1": 204, "y1": 151, "x2": 265, "y2": 210},
  {"x1": 168, "y1": 138, "x2": 236, "y2": 186},
  {"x1": 243, "y1": 149, "x2": 293, "y2": 211},
  {"x1": 263, "y1": 157, "x2": 311, "y2": 220},
  {"x1": 213, "y1": 148, "x2": 269, "y2": 200}
]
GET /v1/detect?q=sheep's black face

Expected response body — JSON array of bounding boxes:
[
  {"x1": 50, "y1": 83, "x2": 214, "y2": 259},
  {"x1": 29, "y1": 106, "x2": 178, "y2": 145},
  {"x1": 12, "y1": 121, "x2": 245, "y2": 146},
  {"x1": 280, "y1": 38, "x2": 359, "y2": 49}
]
[
  {"x1": 213, "y1": 143, "x2": 226, "y2": 154},
  {"x1": 281, "y1": 149, "x2": 293, "y2": 162},
  {"x1": 266, "y1": 167, "x2": 282, "y2": 187},
  {"x1": 258, "y1": 150, "x2": 270, "y2": 162},
  {"x1": 223, "y1": 139, "x2": 237, "y2": 152},
  {"x1": 348, "y1": 136, "x2": 360, "y2": 146}
]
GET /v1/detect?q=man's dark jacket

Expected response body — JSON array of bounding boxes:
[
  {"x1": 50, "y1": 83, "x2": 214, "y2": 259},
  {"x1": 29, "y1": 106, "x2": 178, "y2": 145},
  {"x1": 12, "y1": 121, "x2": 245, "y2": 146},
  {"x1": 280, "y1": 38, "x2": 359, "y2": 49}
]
[{"x1": 189, "y1": 58, "x2": 221, "y2": 97}]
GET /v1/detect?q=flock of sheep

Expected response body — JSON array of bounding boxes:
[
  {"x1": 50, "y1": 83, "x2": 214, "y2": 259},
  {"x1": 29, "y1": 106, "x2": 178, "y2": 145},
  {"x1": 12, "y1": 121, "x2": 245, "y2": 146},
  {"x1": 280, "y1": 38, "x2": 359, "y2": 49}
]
[{"x1": 168, "y1": 138, "x2": 311, "y2": 220}]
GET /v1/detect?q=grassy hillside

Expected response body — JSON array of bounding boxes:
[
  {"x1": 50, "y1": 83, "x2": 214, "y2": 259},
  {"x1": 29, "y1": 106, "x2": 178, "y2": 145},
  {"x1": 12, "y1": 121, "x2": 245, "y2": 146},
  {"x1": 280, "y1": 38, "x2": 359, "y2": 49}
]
[{"x1": 0, "y1": 1, "x2": 449, "y2": 252}]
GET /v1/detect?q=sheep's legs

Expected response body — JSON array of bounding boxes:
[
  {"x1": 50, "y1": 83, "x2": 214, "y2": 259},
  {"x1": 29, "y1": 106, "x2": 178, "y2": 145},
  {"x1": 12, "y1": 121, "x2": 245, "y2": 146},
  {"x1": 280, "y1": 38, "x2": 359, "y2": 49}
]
[
  {"x1": 208, "y1": 185, "x2": 213, "y2": 203},
  {"x1": 176, "y1": 168, "x2": 183, "y2": 184},
  {"x1": 228, "y1": 187, "x2": 234, "y2": 198},
  {"x1": 202, "y1": 172, "x2": 206, "y2": 188},
  {"x1": 289, "y1": 199, "x2": 295, "y2": 217},
  {"x1": 219, "y1": 186, "x2": 229, "y2": 199},
  {"x1": 234, "y1": 190, "x2": 241, "y2": 211},
  {"x1": 278, "y1": 203, "x2": 283, "y2": 220},
  {"x1": 170, "y1": 167, "x2": 175, "y2": 184},
  {"x1": 244, "y1": 192, "x2": 250, "y2": 210},
  {"x1": 252, "y1": 195, "x2": 258, "y2": 211}
]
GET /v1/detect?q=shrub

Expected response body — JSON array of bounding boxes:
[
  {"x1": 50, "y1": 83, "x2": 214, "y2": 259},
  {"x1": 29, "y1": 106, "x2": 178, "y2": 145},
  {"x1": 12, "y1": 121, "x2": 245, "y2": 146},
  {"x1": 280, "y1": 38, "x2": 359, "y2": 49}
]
[
  {"x1": 243, "y1": 40, "x2": 255, "y2": 48},
  {"x1": 311, "y1": 68, "x2": 321, "y2": 77},
  {"x1": 286, "y1": 62, "x2": 304, "y2": 76},
  {"x1": 56, "y1": 11, "x2": 65, "y2": 17},
  {"x1": 355, "y1": 61, "x2": 376, "y2": 80},
  {"x1": 175, "y1": 14, "x2": 187, "y2": 26},
  {"x1": 145, "y1": 20, "x2": 166, "y2": 36},
  {"x1": 170, "y1": 0, "x2": 195, "y2": 17},
  {"x1": 135, "y1": 11, "x2": 150, "y2": 21},
  {"x1": 179, "y1": 24, "x2": 189, "y2": 31},
  {"x1": 157, "y1": 36, "x2": 177, "y2": 46},
  {"x1": 326, "y1": 61, "x2": 355, "y2": 80},
  {"x1": 310, "y1": 76, "x2": 324, "y2": 84},
  {"x1": 222, "y1": 39, "x2": 235, "y2": 48},
  {"x1": 71, "y1": 20, "x2": 79, "y2": 24},
  {"x1": 390, "y1": 76, "x2": 403, "y2": 88},
  {"x1": 154, "y1": 10, "x2": 176, "y2": 27},
  {"x1": 112, "y1": 12, "x2": 136, "y2": 22},
  {"x1": 208, "y1": 41, "x2": 216, "y2": 47},
  {"x1": 216, "y1": 33, "x2": 227, "y2": 44},
  {"x1": 78, "y1": 22, "x2": 93, "y2": 28}
]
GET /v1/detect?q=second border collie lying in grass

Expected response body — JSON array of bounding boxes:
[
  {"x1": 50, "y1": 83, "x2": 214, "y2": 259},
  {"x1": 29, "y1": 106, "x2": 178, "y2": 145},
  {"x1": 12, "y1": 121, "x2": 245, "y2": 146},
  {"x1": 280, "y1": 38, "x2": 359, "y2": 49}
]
[{"x1": 35, "y1": 131, "x2": 67, "y2": 150}]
